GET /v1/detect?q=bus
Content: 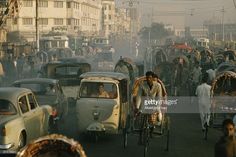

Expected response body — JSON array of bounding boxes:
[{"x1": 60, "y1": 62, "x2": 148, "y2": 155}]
[
  {"x1": 195, "y1": 38, "x2": 210, "y2": 48},
  {"x1": 40, "y1": 35, "x2": 69, "y2": 51}
]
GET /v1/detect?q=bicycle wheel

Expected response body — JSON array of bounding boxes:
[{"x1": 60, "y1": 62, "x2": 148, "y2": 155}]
[{"x1": 143, "y1": 117, "x2": 150, "y2": 157}]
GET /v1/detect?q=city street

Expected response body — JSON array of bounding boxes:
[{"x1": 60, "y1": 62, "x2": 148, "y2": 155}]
[{"x1": 61, "y1": 105, "x2": 222, "y2": 157}]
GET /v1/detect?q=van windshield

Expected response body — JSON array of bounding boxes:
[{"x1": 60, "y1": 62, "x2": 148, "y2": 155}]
[{"x1": 79, "y1": 82, "x2": 117, "y2": 99}]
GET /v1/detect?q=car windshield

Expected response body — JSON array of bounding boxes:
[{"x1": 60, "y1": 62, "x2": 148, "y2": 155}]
[
  {"x1": 95, "y1": 52, "x2": 113, "y2": 62},
  {"x1": 54, "y1": 65, "x2": 90, "y2": 77},
  {"x1": 79, "y1": 82, "x2": 117, "y2": 99},
  {"x1": 0, "y1": 99, "x2": 17, "y2": 115},
  {"x1": 15, "y1": 83, "x2": 57, "y2": 96}
]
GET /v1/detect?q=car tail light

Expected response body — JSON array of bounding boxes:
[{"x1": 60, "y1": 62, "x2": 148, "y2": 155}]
[{"x1": 1, "y1": 126, "x2": 6, "y2": 136}]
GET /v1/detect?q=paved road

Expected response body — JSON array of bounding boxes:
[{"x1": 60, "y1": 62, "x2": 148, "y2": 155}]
[{"x1": 60, "y1": 105, "x2": 222, "y2": 157}]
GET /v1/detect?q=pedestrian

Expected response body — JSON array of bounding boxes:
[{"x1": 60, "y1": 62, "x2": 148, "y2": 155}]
[
  {"x1": 215, "y1": 119, "x2": 236, "y2": 157},
  {"x1": 191, "y1": 62, "x2": 202, "y2": 95},
  {"x1": 206, "y1": 66, "x2": 216, "y2": 85},
  {"x1": 195, "y1": 74, "x2": 211, "y2": 131}
]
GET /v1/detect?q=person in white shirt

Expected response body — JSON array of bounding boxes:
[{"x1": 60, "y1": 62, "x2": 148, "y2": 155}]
[
  {"x1": 206, "y1": 68, "x2": 216, "y2": 85},
  {"x1": 195, "y1": 74, "x2": 212, "y2": 131}
]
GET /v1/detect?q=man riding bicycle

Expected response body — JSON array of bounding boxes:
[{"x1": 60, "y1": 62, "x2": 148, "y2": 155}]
[{"x1": 133, "y1": 71, "x2": 164, "y2": 141}]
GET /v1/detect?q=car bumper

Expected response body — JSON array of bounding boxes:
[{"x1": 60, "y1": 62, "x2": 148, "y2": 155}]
[{"x1": 0, "y1": 143, "x2": 14, "y2": 150}]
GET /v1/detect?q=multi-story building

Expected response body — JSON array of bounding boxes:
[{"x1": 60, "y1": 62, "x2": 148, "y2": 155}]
[
  {"x1": 114, "y1": 8, "x2": 130, "y2": 38},
  {"x1": 79, "y1": 0, "x2": 102, "y2": 36},
  {"x1": 101, "y1": 0, "x2": 116, "y2": 37},
  {"x1": 174, "y1": 27, "x2": 208, "y2": 39},
  {"x1": 6, "y1": 0, "x2": 102, "y2": 42}
]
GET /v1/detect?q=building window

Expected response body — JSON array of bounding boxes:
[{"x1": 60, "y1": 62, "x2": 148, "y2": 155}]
[
  {"x1": 22, "y1": 18, "x2": 33, "y2": 25},
  {"x1": 109, "y1": 5, "x2": 111, "y2": 10},
  {"x1": 74, "y1": 19, "x2": 79, "y2": 26},
  {"x1": 23, "y1": 0, "x2": 33, "y2": 7},
  {"x1": 39, "y1": 0, "x2": 48, "y2": 7},
  {"x1": 74, "y1": 2, "x2": 79, "y2": 9},
  {"x1": 67, "y1": 19, "x2": 71, "y2": 25},
  {"x1": 109, "y1": 25, "x2": 111, "y2": 30},
  {"x1": 13, "y1": 18, "x2": 17, "y2": 25},
  {"x1": 54, "y1": 1, "x2": 63, "y2": 8},
  {"x1": 54, "y1": 18, "x2": 63, "y2": 25},
  {"x1": 103, "y1": 5, "x2": 106, "y2": 10},
  {"x1": 39, "y1": 18, "x2": 48, "y2": 25},
  {"x1": 109, "y1": 15, "x2": 111, "y2": 20},
  {"x1": 67, "y1": 2, "x2": 71, "y2": 8}
]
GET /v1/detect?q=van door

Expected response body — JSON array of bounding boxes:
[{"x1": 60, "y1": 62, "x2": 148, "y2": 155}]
[{"x1": 119, "y1": 79, "x2": 129, "y2": 129}]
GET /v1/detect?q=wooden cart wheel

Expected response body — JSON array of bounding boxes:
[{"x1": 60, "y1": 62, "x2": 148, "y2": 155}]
[{"x1": 16, "y1": 134, "x2": 87, "y2": 157}]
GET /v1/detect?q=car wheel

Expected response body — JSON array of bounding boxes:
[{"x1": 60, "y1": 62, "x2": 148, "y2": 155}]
[{"x1": 18, "y1": 133, "x2": 26, "y2": 150}]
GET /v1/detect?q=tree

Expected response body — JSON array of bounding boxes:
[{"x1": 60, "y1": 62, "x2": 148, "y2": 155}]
[{"x1": 138, "y1": 22, "x2": 172, "y2": 41}]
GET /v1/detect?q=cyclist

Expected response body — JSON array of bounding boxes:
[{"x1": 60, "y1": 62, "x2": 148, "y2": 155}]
[
  {"x1": 134, "y1": 71, "x2": 163, "y2": 142},
  {"x1": 195, "y1": 74, "x2": 212, "y2": 132}
]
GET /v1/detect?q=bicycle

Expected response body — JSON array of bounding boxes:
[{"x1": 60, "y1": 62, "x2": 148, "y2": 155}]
[{"x1": 139, "y1": 113, "x2": 151, "y2": 157}]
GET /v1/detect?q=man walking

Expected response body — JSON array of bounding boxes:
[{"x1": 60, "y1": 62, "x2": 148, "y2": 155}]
[{"x1": 195, "y1": 74, "x2": 211, "y2": 131}]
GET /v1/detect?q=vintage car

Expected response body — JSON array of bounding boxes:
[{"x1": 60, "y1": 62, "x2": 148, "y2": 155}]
[
  {"x1": 92, "y1": 51, "x2": 114, "y2": 71},
  {"x1": 12, "y1": 78, "x2": 68, "y2": 121},
  {"x1": 0, "y1": 87, "x2": 52, "y2": 151},
  {"x1": 76, "y1": 72, "x2": 130, "y2": 146},
  {"x1": 38, "y1": 57, "x2": 91, "y2": 99}
]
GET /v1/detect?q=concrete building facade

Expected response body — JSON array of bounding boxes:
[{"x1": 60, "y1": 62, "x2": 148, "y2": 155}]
[{"x1": 6, "y1": 0, "x2": 102, "y2": 41}]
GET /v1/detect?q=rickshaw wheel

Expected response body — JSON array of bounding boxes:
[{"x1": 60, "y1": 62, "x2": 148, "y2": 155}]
[
  {"x1": 143, "y1": 127, "x2": 149, "y2": 157},
  {"x1": 123, "y1": 114, "x2": 131, "y2": 148},
  {"x1": 165, "y1": 116, "x2": 170, "y2": 151},
  {"x1": 123, "y1": 128, "x2": 128, "y2": 148},
  {"x1": 88, "y1": 132, "x2": 98, "y2": 143}
]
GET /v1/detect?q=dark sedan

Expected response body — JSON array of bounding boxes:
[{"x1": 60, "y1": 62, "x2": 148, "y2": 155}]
[{"x1": 12, "y1": 78, "x2": 68, "y2": 121}]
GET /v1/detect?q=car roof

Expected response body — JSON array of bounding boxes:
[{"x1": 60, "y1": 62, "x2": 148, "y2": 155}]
[
  {"x1": 13, "y1": 78, "x2": 58, "y2": 84},
  {"x1": 80, "y1": 72, "x2": 129, "y2": 80},
  {"x1": 0, "y1": 87, "x2": 31, "y2": 100},
  {"x1": 58, "y1": 57, "x2": 89, "y2": 63}
]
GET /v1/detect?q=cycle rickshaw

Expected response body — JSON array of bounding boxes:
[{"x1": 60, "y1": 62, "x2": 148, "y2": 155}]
[
  {"x1": 131, "y1": 76, "x2": 170, "y2": 157},
  {"x1": 211, "y1": 70, "x2": 236, "y2": 127}
]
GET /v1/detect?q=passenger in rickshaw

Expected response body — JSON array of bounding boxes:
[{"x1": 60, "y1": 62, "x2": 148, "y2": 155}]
[{"x1": 98, "y1": 83, "x2": 109, "y2": 98}]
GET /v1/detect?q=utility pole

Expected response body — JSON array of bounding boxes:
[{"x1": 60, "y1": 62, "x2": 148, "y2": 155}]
[
  {"x1": 122, "y1": 0, "x2": 139, "y2": 55},
  {"x1": 221, "y1": 6, "x2": 225, "y2": 42},
  {"x1": 36, "y1": 0, "x2": 39, "y2": 52},
  {"x1": 148, "y1": 7, "x2": 153, "y2": 46}
]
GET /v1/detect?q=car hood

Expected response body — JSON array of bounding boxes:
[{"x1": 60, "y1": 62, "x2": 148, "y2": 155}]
[
  {"x1": 0, "y1": 115, "x2": 18, "y2": 125},
  {"x1": 35, "y1": 95, "x2": 58, "y2": 106}
]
